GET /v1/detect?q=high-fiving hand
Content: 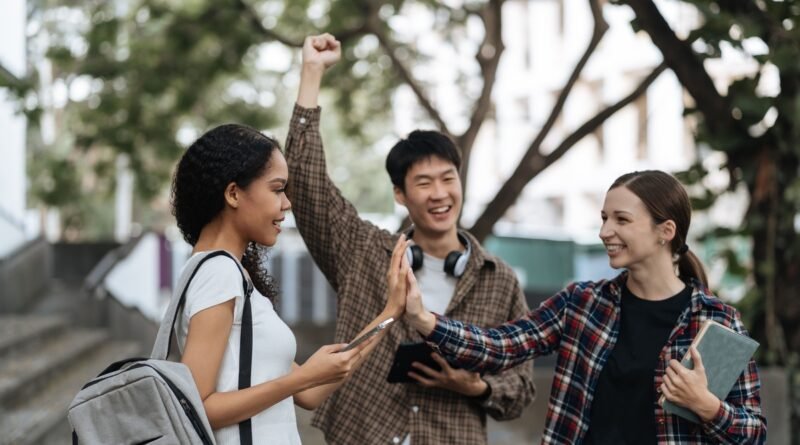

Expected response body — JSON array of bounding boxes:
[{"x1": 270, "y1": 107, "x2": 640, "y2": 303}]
[
  {"x1": 404, "y1": 262, "x2": 436, "y2": 335},
  {"x1": 386, "y1": 235, "x2": 411, "y2": 318}
]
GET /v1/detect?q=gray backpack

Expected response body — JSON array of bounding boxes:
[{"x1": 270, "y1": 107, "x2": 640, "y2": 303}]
[{"x1": 68, "y1": 251, "x2": 256, "y2": 445}]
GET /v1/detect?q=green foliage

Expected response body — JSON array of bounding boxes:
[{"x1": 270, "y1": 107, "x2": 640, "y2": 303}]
[
  {"x1": 11, "y1": 0, "x2": 496, "y2": 238},
  {"x1": 12, "y1": 0, "x2": 417, "y2": 237},
  {"x1": 669, "y1": 0, "x2": 800, "y2": 367}
]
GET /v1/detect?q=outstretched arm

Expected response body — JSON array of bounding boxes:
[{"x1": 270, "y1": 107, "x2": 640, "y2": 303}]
[
  {"x1": 284, "y1": 34, "x2": 380, "y2": 292},
  {"x1": 405, "y1": 271, "x2": 570, "y2": 373}
]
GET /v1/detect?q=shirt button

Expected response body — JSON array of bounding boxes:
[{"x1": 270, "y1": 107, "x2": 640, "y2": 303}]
[
  {"x1": 411, "y1": 405, "x2": 419, "y2": 413},
  {"x1": 299, "y1": 117, "x2": 307, "y2": 124},
  {"x1": 392, "y1": 437, "x2": 400, "y2": 444},
  {"x1": 658, "y1": 418, "x2": 666, "y2": 424}
]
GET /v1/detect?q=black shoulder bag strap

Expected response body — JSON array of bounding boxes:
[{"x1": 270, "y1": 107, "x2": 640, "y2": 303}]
[
  {"x1": 151, "y1": 250, "x2": 255, "y2": 444},
  {"x1": 235, "y1": 257, "x2": 255, "y2": 445}
]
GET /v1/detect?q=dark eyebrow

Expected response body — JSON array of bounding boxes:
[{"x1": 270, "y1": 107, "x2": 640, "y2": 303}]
[
  {"x1": 600, "y1": 210, "x2": 634, "y2": 216},
  {"x1": 269, "y1": 178, "x2": 287, "y2": 186},
  {"x1": 412, "y1": 168, "x2": 458, "y2": 182}
]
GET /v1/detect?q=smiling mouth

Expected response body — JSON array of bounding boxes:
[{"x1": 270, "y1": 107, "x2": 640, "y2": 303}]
[
  {"x1": 273, "y1": 218, "x2": 284, "y2": 231},
  {"x1": 429, "y1": 206, "x2": 452, "y2": 215},
  {"x1": 605, "y1": 244, "x2": 626, "y2": 254}
]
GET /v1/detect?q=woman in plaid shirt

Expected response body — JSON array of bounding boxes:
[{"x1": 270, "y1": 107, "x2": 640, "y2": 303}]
[{"x1": 399, "y1": 170, "x2": 766, "y2": 444}]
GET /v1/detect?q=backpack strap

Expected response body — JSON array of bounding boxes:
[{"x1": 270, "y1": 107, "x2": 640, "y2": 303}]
[
  {"x1": 238, "y1": 279, "x2": 254, "y2": 445},
  {"x1": 151, "y1": 250, "x2": 252, "y2": 360},
  {"x1": 150, "y1": 250, "x2": 255, "y2": 444}
]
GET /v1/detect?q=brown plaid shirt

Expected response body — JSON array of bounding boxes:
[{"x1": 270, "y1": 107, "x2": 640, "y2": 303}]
[{"x1": 285, "y1": 104, "x2": 536, "y2": 445}]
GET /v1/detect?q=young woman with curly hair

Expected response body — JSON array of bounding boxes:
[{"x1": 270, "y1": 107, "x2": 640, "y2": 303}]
[{"x1": 171, "y1": 61, "x2": 408, "y2": 443}]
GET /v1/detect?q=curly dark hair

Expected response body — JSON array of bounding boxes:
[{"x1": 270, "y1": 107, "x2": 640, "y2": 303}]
[{"x1": 171, "y1": 123, "x2": 279, "y2": 302}]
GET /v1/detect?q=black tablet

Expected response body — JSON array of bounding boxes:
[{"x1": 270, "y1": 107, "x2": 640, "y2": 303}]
[{"x1": 387, "y1": 342, "x2": 447, "y2": 383}]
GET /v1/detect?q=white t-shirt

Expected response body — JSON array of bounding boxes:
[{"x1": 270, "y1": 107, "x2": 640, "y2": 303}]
[
  {"x1": 175, "y1": 254, "x2": 300, "y2": 445},
  {"x1": 415, "y1": 252, "x2": 458, "y2": 315},
  {"x1": 403, "y1": 252, "x2": 458, "y2": 445}
]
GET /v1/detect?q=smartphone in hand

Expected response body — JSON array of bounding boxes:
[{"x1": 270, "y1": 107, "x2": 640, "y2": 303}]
[{"x1": 341, "y1": 317, "x2": 395, "y2": 352}]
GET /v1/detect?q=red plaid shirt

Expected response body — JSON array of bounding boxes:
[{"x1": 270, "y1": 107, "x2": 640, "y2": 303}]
[{"x1": 427, "y1": 272, "x2": 766, "y2": 444}]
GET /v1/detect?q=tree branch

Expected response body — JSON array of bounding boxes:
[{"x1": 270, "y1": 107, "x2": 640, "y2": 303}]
[
  {"x1": 367, "y1": 14, "x2": 454, "y2": 138},
  {"x1": 236, "y1": 0, "x2": 367, "y2": 48},
  {"x1": 469, "y1": 63, "x2": 667, "y2": 241},
  {"x1": 0, "y1": 62, "x2": 23, "y2": 89},
  {"x1": 515, "y1": 0, "x2": 608, "y2": 183},
  {"x1": 623, "y1": 0, "x2": 741, "y2": 137},
  {"x1": 234, "y1": 0, "x2": 303, "y2": 47},
  {"x1": 458, "y1": 0, "x2": 506, "y2": 186}
]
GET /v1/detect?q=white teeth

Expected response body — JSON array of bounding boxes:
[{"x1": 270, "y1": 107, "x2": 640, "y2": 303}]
[
  {"x1": 430, "y1": 206, "x2": 450, "y2": 214},
  {"x1": 606, "y1": 244, "x2": 625, "y2": 253}
]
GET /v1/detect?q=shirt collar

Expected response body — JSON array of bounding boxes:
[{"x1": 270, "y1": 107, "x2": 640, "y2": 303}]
[{"x1": 605, "y1": 271, "x2": 725, "y2": 313}]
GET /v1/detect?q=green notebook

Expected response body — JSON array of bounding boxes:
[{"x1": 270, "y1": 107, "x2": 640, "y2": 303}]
[{"x1": 660, "y1": 319, "x2": 759, "y2": 423}]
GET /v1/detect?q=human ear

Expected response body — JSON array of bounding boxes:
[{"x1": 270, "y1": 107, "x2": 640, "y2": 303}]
[
  {"x1": 659, "y1": 219, "x2": 677, "y2": 243},
  {"x1": 224, "y1": 182, "x2": 240, "y2": 209},
  {"x1": 393, "y1": 186, "x2": 407, "y2": 206}
]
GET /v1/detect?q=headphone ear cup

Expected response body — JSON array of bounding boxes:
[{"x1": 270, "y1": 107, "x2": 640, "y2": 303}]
[
  {"x1": 407, "y1": 245, "x2": 424, "y2": 271},
  {"x1": 452, "y1": 253, "x2": 469, "y2": 277},
  {"x1": 444, "y1": 251, "x2": 462, "y2": 277}
]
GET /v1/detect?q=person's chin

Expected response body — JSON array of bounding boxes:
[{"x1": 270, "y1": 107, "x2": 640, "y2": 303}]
[
  {"x1": 607, "y1": 257, "x2": 627, "y2": 270},
  {"x1": 419, "y1": 222, "x2": 455, "y2": 236},
  {"x1": 257, "y1": 234, "x2": 279, "y2": 247}
]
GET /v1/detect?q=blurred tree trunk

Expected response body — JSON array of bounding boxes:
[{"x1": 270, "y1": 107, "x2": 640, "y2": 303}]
[{"x1": 623, "y1": 0, "x2": 800, "y2": 362}]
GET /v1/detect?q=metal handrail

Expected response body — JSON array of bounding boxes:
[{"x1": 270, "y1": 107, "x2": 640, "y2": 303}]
[
  {"x1": 83, "y1": 232, "x2": 148, "y2": 297},
  {"x1": 0, "y1": 206, "x2": 25, "y2": 231}
]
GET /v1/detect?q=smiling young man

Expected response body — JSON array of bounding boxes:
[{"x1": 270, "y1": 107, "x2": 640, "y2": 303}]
[{"x1": 283, "y1": 34, "x2": 535, "y2": 445}]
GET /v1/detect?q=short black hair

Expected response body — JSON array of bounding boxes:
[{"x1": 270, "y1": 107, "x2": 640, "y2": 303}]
[{"x1": 385, "y1": 130, "x2": 462, "y2": 191}]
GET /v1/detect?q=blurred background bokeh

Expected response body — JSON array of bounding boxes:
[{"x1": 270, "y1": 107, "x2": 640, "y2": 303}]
[{"x1": 1, "y1": 0, "x2": 798, "y2": 443}]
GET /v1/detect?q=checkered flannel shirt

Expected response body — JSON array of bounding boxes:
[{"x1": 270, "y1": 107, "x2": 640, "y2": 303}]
[
  {"x1": 284, "y1": 104, "x2": 536, "y2": 445},
  {"x1": 427, "y1": 272, "x2": 767, "y2": 444}
]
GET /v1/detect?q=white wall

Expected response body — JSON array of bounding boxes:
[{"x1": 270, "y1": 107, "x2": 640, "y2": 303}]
[{"x1": 0, "y1": 0, "x2": 28, "y2": 256}]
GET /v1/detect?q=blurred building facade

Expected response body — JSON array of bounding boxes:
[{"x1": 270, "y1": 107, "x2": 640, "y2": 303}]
[
  {"x1": 391, "y1": 0, "x2": 760, "y2": 299},
  {"x1": 393, "y1": 0, "x2": 701, "y2": 239},
  {"x1": 0, "y1": 0, "x2": 28, "y2": 257}
]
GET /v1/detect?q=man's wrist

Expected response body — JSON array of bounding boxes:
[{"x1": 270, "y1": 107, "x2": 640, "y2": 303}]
[
  {"x1": 297, "y1": 65, "x2": 325, "y2": 108},
  {"x1": 301, "y1": 62, "x2": 326, "y2": 75}
]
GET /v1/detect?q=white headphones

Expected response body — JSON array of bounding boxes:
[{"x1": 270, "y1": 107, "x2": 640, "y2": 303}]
[{"x1": 403, "y1": 227, "x2": 472, "y2": 278}]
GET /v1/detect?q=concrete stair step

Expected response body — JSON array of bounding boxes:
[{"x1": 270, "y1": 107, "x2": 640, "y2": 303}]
[
  {"x1": 0, "y1": 328, "x2": 109, "y2": 406},
  {"x1": 28, "y1": 280, "x2": 87, "y2": 316},
  {"x1": 0, "y1": 340, "x2": 141, "y2": 445},
  {"x1": 0, "y1": 314, "x2": 69, "y2": 358}
]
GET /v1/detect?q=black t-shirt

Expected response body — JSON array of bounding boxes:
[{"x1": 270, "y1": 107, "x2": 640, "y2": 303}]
[{"x1": 583, "y1": 284, "x2": 691, "y2": 445}]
